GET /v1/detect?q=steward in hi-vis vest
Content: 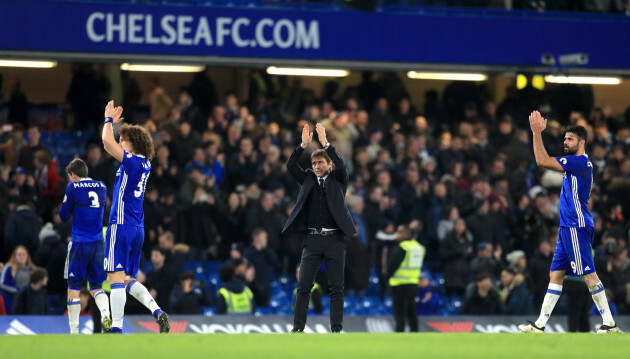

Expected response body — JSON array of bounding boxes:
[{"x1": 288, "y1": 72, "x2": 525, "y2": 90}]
[{"x1": 386, "y1": 225, "x2": 425, "y2": 332}]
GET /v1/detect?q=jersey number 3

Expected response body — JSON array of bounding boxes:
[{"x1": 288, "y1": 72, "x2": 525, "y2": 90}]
[
  {"x1": 135, "y1": 173, "x2": 149, "y2": 198},
  {"x1": 88, "y1": 191, "x2": 100, "y2": 208}
]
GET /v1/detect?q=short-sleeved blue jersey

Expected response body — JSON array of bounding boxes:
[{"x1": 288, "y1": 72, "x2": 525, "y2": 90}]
[
  {"x1": 109, "y1": 151, "x2": 151, "y2": 226},
  {"x1": 556, "y1": 154, "x2": 594, "y2": 228},
  {"x1": 59, "y1": 178, "x2": 107, "y2": 243}
]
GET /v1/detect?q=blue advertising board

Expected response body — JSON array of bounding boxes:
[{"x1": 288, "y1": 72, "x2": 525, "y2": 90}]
[{"x1": 0, "y1": 1, "x2": 629, "y2": 68}]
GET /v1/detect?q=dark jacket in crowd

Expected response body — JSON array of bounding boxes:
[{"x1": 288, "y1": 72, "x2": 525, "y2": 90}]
[
  {"x1": 344, "y1": 236, "x2": 371, "y2": 292},
  {"x1": 3, "y1": 205, "x2": 41, "y2": 259},
  {"x1": 439, "y1": 233, "x2": 472, "y2": 292},
  {"x1": 170, "y1": 283, "x2": 212, "y2": 315},
  {"x1": 529, "y1": 249, "x2": 553, "y2": 310},
  {"x1": 12, "y1": 285, "x2": 49, "y2": 315},
  {"x1": 34, "y1": 234, "x2": 67, "y2": 296},
  {"x1": 460, "y1": 287, "x2": 502, "y2": 315},
  {"x1": 502, "y1": 274, "x2": 534, "y2": 315},
  {"x1": 146, "y1": 264, "x2": 177, "y2": 312},
  {"x1": 243, "y1": 245, "x2": 280, "y2": 306}
]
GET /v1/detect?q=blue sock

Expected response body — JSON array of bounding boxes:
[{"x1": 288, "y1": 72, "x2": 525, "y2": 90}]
[{"x1": 153, "y1": 308, "x2": 163, "y2": 319}]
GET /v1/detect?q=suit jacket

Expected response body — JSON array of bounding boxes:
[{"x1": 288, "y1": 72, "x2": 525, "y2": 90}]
[{"x1": 282, "y1": 144, "x2": 356, "y2": 237}]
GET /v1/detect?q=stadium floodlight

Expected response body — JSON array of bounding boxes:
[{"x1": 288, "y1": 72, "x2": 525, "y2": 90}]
[
  {"x1": 266, "y1": 67, "x2": 349, "y2": 77},
  {"x1": 120, "y1": 63, "x2": 205, "y2": 72},
  {"x1": 0, "y1": 60, "x2": 57, "y2": 68},
  {"x1": 544, "y1": 75, "x2": 621, "y2": 85},
  {"x1": 407, "y1": 71, "x2": 487, "y2": 81}
]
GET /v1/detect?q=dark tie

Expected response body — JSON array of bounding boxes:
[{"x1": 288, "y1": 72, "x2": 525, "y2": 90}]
[{"x1": 319, "y1": 178, "x2": 324, "y2": 188}]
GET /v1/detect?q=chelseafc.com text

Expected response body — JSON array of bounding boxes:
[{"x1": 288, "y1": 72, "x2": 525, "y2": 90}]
[{"x1": 85, "y1": 12, "x2": 321, "y2": 49}]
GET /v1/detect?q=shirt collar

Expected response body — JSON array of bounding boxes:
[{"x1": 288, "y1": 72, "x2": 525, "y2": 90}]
[
  {"x1": 317, "y1": 173, "x2": 329, "y2": 182},
  {"x1": 79, "y1": 177, "x2": 93, "y2": 181}
]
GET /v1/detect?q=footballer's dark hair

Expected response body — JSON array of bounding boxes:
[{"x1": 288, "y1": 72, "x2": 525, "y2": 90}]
[
  {"x1": 310, "y1": 149, "x2": 332, "y2": 164},
  {"x1": 66, "y1": 158, "x2": 88, "y2": 178},
  {"x1": 119, "y1": 124, "x2": 155, "y2": 160},
  {"x1": 565, "y1": 125, "x2": 588, "y2": 145}
]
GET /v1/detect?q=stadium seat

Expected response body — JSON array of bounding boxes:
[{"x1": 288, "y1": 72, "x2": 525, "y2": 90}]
[
  {"x1": 184, "y1": 261, "x2": 206, "y2": 281},
  {"x1": 254, "y1": 306, "x2": 273, "y2": 316},
  {"x1": 204, "y1": 261, "x2": 223, "y2": 275},
  {"x1": 365, "y1": 275, "x2": 380, "y2": 296},
  {"x1": 203, "y1": 306, "x2": 216, "y2": 316}
]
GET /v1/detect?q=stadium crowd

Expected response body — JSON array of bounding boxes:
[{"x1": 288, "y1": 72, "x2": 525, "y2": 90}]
[{"x1": 1, "y1": 66, "x2": 630, "y2": 319}]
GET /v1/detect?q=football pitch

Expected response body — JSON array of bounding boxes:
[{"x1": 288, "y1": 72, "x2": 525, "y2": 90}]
[{"x1": 2, "y1": 333, "x2": 629, "y2": 359}]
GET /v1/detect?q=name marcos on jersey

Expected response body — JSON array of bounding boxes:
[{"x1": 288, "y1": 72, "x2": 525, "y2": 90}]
[{"x1": 72, "y1": 182, "x2": 106, "y2": 188}]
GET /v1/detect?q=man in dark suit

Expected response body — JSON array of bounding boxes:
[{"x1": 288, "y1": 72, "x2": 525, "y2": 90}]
[{"x1": 283, "y1": 123, "x2": 356, "y2": 333}]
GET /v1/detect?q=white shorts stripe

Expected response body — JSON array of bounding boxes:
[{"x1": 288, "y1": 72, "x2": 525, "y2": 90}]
[
  {"x1": 569, "y1": 228, "x2": 583, "y2": 275},
  {"x1": 108, "y1": 224, "x2": 117, "y2": 271},
  {"x1": 63, "y1": 242, "x2": 73, "y2": 280}
]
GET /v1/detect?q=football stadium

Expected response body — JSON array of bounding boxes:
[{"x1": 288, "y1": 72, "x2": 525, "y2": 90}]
[{"x1": 1, "y1": 0, "x2": 630, "y2": 357}]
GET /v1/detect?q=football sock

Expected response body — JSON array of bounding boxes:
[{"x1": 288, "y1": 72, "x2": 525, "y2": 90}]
[
  {"x1": 535, "y1": 283, "x2": 562, "y2": 328},
  {"x1": 110, "y1": 283, "x2": 127, "y2": 329},
  {"x1": 67, "y1": 298, "x2": 81, "y2": 334},
  {"x1": 590, "y1": 282, "x2": 615, "y2": 327},
  {"x1": 127, "y1": 280, "x2": 160, "y2": 314},
  {"x1": 94, "y1": 290, "x2": 111, "y2": 322}
]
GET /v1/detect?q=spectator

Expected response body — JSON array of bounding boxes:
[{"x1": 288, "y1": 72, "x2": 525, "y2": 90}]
[
  {"x1": 18, "y1": 125, "x2": 48, "y2": 173},
  {"x1": 0, "y1": 124, "x2": 25, "y2": 168},
  {"x1": 0, "y1": 291, "x2": 5, "y2": 315},
  {"x1": 177, "y1": 87, "x2": 205, "y2": 133},
  {"x1": 226, "y1": 137, "x2": 261, "y2": 191},
  {"x1": 460, "y1": 272, "x2": 502, "y2": 315},
  {"x1": 470, "y1": 241, "x2": 502, "y2": 278},
  {"x1": 145, "y1": 247, "x2": 177, "y2": 312},
  {"x1": 33, "y1": 149, "x2": 61, "y2": 220},
  {"x1": 242, "y1": 229, "x2": 280, "y2": 306},
  {"x1": 3, "y1": 199, "x2": 40, "y2": 264},
  {"x1": 158, "y1": 231, "x2": 187, "y2": 273},
  {"x1": 499, "y1": 267, "x2": 534, "y2": 314},
  {"x1": 216, "y1": 265, "x2": 254, "y2": 314},
  {"x1": 175, "y1": 124, "x2": 202, "y2": 170},
  {"x1": 1, "y1": 245, "x2": 36, "y2": 311},
  {"x1": 529, "y1": 239, "x2": 554, "y2": 311},
  {"x1": 147, "y1": 77, "x2": 174, "y2": 127},
  {"x1": 34, "y1": 222, "x2": 66, "y2": 297},
  {"x1": 7, "y1": 167, "x2": 38, "y2": 206},
  {"x1": 244, "y1": 192, "x2": 284, "y2": 252},
  {"x1": 7, "y1": 78, "x2": 28, "y2": 128},
  {"x1": 170, "y1": 271, "x2": 211, "y2": 315},
  {"x1": 440, "y1": 218, "x2": 473, "y2": 297},
  {"x1": 12, "y1": 267, "x2": 48, "y2": 315},
  {"x1": 84, "y1": 144, "x2": 114, "y2": 189},
  {"x1": 416, "y1": 272, "x2": 441, "y2": 316}
]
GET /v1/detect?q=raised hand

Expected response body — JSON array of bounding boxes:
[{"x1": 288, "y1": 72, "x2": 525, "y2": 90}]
[
  {"x1": 529, "y1": 110, "x2": 547, "y2": 133},
  {"x1": 301, "y1": 124, "x2": 313, "y2": 148},
  {"x1": 104, "y1": 100, "x2": 125, "y2": 124},
  {"x1": 315, "y1": 123, "x2": 328, "y2": 146}
]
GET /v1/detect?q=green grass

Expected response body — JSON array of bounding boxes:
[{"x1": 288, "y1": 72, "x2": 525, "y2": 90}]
[{"x1": 2, "y1": 333, "x2": 629, "y2": 359}]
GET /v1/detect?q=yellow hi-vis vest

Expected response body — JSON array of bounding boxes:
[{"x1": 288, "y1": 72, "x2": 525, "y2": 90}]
[
  {"x1": 218, "y1": 287, "x2": 254, "y2": 313},
  {"x1": 389, "y1": 240, "x2": 425, "y2": 287}
]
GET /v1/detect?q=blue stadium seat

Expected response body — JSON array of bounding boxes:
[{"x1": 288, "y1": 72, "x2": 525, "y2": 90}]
[
  {"x1": 203, "y1": 306, "x2": 216, "y2": 316},
  {"x1": 254, "y1": 306, "x2": 273, "y2": 316},
  {"x1": 185, "y1": 261, "x2": 206, "y2": 281},
  {"x1": 365, "y1": 275, "x2": 380, "y2": 296},
  {"x1": 204, "y1": 261, "x2": 223, "y2": 275}
]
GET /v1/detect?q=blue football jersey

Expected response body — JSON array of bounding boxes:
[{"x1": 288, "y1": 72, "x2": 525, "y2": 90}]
[
  {"x1": 109, "y1": 151, "x2": 151, "y2": 226},
  {"x1": 59, "y1": 178, "x2": 107, "y2": 243},
  {"x1": 556, "y1": 154, "x2": 594, "y2": 228}
]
